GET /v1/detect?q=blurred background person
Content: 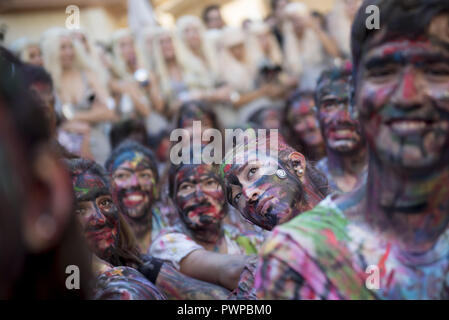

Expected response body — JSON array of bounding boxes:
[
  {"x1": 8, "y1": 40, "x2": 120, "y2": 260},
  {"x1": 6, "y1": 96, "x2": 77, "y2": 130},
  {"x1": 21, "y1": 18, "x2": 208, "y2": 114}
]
[
  {"x1": 327, "y1": 0, "x2": 362, "y2": 58},
  {"x1": 41, "y1": 27, "x2": 116, "y2": 163},
  {"x1": 110, "y1": 28, "x2": 165, "y2": 125},
  {"x1": 202, "y1": 4, "x2": 225, "y2": 31},
  {"x1": 9, "y1": 37, "x2": 43, "y2": 67},
  {"x1": 283, "y1": 90, "x2": 326, "y2": 161},
  {"x1": 282, "y1": 2, "x2": 341, "y2": 90}
]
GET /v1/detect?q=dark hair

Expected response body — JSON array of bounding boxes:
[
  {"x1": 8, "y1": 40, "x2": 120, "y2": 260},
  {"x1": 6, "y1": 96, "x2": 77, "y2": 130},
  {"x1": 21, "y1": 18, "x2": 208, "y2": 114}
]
[
  {"x1": 270, "y1": 0, "x2": 288, "y2": 11},
  {"x1": 21, "y1": 64, "x2": 53, "y2": 89},
  {"x1": 202, "y1": 4, "x2": 220, "y2": 23},
  {"x1": 0, "y1": 47, "x2": 50, "y2": 154},
  {"x1": 105, "y1": 140, "x2": 159, "y2": 182},
  {"x1": 64, "y1": 158, "x2": 144, "y2": 268},
  {"x1": 109, "y1": 118, "x2": 149, "y2": 149},
  {"x1": 351, "y1": 0, "x2": 449, "y2": 77},
  {"x1": 0, "y1": 47, "x2": 90, "y2": 299},
  {"x1": 175, "y1": 100, "x2": 218, "y2": 129}
]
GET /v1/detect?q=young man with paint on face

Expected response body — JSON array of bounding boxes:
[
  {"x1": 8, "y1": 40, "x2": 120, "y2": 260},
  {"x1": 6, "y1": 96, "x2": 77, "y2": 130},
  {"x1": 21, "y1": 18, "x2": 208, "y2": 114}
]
[
  {"x1": 67, "y1": 158, "x2": 231, "y2": 300},
  {"x1": 105, "y1": 140, "x2": 167, "y2": 253},
  {"x1": 315, "y1": 64, "x2": 368, "y2": 194},
  {"x1": 255, "y1": 0, "x2": 449, "y2": 299},
  {"x1": 221, "y1": 132, "x2": 328, "y2": 231},
  {"x1": 283, "y1": 90, "x2": 326, "y2": 161},
  {"x1": 150, "y1": 158, "x2": 264, "y2": 292}
]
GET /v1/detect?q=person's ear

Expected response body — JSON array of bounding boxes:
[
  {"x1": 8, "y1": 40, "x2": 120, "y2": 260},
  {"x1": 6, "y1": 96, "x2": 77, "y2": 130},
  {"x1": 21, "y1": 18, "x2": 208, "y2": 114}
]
[
  {"x1": 287, "y1": 152, "x2": 306, "y2": 182},
  {"x1": 22, "y1": 146, "x2": 73, "y2": 253}
]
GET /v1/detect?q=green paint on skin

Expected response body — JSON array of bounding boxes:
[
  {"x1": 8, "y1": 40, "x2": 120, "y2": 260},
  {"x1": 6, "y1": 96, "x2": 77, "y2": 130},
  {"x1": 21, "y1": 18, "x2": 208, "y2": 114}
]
[
  {"x1": 281, "y1": 205, "x2": 375, "y2": 299},
  {"x1": 74, "y1": 185, "x2": 90, "y2": 195}
]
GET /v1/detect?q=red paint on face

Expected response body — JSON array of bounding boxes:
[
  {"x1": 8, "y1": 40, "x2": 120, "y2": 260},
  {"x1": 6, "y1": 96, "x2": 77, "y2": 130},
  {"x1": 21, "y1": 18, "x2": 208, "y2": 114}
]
[
  {"x1": 356, "y1": 36, "x2": 449, "y2": 169},
  {"x1": 175, "y1": 164, "x2": 226, "y2": 230}
]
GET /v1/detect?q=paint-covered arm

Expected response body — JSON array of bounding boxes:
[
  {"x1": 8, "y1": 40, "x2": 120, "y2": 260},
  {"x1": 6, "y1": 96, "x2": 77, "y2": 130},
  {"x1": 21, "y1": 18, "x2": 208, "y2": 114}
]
[
  {"x1": 180, "y1": 249, "x2": 248, "y2": 291},
  {"x1": 155, "y1": 262, "x2": 231, "y2": 300}
]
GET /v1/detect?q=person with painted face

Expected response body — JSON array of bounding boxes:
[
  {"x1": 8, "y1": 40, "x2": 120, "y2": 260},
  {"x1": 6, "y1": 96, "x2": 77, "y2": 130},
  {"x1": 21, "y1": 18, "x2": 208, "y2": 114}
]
[
  {"x1": 255, "y1": 0, "x2": 449, "y2": 299},
  {"x1": 315, "y1": 64, "x2": 367, "y2": 194},
  {"x1": 283, "y1": 90, "x2": 326, "y2": 161},
  {"x1": 221, "y1": 132, "x2": 328, "y2": 231},
  {"x1": 105, "y1": 140, "x2": 167, "y2": 254},
  {"x1": 67, "y1": 158, "x2": 231, "y2": 300},
  {"x1": 150, "y1": 156, "x2": 264, "y2": 292}
]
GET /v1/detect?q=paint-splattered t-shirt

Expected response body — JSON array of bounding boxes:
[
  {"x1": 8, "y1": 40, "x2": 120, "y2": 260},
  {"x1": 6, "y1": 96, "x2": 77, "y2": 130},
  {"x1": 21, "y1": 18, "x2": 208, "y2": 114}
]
[
  {"x1": 254, "y1": 196, "x2": 449, "y2": 300},
  {"x1": 149, "y1": 222, "x2": 266, "y2": 271},
  {"x1": 93, "y1": 266, "x2": 167, "y2": 300}
]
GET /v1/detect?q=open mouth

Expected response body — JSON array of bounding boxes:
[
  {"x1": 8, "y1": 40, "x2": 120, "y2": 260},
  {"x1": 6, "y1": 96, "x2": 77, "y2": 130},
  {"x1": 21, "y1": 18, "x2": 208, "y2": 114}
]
[
  {"x1": 122, "y1": 191, "x2": 146, "y2": 208},
  {"x1": 329, "y1": 127, "x2": 357, "y2": 140},
  {"x1": 386, "y1": 119, "x2": 443, "y2": 135}
]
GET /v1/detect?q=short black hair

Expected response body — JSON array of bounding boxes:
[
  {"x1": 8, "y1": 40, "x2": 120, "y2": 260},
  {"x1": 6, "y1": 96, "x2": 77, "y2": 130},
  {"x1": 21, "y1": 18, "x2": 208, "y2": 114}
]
[
  {"x1": 109, "y1": 119, "x2": 149, "y2": 149},
  {"x1": 105, "y1": 140, "x2": 159, "y2": 182},
  {"x1": 64, "y1": 158, "x2": 110, "y2": 188},
  {"x1": 176, "y1": 100, "x2": 217, "y2": 129},
  {"x1": 21, "y1": 64, "x2": 53, "y2": 89},
  {"x1": 202, "y1": 4, "x2": 220, "y2": 23},
  {"x1": 351, "y1": 0, "x2": 449, "y2": 76}
]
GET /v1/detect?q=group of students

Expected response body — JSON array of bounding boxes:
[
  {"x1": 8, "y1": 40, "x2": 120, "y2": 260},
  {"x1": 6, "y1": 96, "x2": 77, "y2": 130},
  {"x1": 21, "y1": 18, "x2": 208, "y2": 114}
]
[{"x1": 1, "y1": 0, "x2": 449, "y2": 300}]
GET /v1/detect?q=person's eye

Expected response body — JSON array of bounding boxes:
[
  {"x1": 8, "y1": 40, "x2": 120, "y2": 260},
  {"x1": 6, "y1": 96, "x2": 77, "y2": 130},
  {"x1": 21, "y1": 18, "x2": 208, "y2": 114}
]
[
  {"x1": 180, "y1": 183, "x2": 192, "y2": 191},
  {"x1": 100, "y1": 199, "x2": 113, "y2": 208},
  {"x1": 233, "y1": 193, "x2": 242, "y2": 204},
  {"x1": 425, "y1": 65, "x2": 449, "y2": 79},
  {"x1": 206, "y1": 179, "x2": 216, "y2": 186},
  {"x1": 367, "y1": 65, "x2": 397, "y2": 79},
  {"x1": 248, "y1": 167, "x2": 258, "y2": 179}
]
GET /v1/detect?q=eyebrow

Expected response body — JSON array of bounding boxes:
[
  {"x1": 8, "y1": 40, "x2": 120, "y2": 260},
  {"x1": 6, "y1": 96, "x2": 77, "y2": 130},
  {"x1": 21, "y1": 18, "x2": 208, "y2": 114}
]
[
  {"x1": 365, "y1": 53, "x2": 449, "y2": 69},
  {"x1": 76, "y1": 187, "x2": 111, "y2": 203}
]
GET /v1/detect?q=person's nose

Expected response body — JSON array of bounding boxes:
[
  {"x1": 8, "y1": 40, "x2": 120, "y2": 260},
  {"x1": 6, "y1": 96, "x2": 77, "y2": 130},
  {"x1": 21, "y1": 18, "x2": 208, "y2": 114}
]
[
  {"x1": 194, "y1": 185, "x2": 207, "y2": 201},
  {"x1": 243, "y1": 185, "x2": 261, "y2": 204},
  {"x1": 88, "y1": 205, "x2": 106, "y2": 225},
  {"x1": 391, "y1": 67, "x2": 424, "y2": 110}
]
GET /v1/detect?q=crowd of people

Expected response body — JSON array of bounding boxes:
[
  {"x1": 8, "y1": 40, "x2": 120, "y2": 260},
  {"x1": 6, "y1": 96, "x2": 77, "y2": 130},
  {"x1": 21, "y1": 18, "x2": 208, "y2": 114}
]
[{"x1": 1, "y1": 0, "x2": 449, "y2": 300}]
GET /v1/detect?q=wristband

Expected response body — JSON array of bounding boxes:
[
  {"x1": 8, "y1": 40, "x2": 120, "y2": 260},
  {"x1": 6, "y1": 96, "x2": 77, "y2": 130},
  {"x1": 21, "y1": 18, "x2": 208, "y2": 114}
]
[{"x1": 138, "y1": 257, "x2": 164, "y2": 284}]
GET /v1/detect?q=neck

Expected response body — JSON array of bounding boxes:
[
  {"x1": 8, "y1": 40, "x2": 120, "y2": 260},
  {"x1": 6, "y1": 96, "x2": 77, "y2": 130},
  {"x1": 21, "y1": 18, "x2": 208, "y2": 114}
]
[
  {"x1": 127, "y1": 212, "x2": 153, "y2": 253},
  {"x1": 191, "y1": 224, "x2": 222, "y2": 246},
  {"x1": 326, "y1": 146, "x2": 367, "y2": 177},
  {"x1": 362, "y1": 153, "x2": 449, "y2": 253}
]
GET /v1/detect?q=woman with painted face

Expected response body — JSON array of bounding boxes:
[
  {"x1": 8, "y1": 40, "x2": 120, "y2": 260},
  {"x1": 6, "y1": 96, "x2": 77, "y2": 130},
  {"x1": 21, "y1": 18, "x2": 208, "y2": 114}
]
[
  {"x1": 149, "y1": 154, "x2": 265, "y2": 293},
  {"x1": 220, "y1": 133, "x2": 328, "y2": 231},
  {"x1": 105, "y1": 140, "x2": 170, "y2": 254},
  {"x1": 66, "y1": 158, "x2": 231, "y2": 300},
  {"x1": 283, "y1": 90, "x2": 326, "y2": 161}
]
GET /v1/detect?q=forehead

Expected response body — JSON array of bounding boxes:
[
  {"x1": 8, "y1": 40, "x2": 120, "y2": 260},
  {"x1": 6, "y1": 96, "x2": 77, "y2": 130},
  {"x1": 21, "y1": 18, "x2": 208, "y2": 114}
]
[
  {"x1": 112, "y1": 150, "x2": 152, "y2": 172},
  {"x1": 176, "y1": 164, "x2": 215, "y2": 182},
  {"x1": 73, "y1": 172, "x2": 108, "y2": 199},
  {"x1": 290, "y1": 97, "x2": 315, "y2": 114}
]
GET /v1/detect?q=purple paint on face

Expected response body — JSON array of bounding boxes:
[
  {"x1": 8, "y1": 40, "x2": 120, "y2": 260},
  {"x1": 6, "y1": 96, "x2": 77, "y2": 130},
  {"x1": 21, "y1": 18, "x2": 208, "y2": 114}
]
[{"x1": 356, "y1": 37, "x2": 449, "y2": 170}]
